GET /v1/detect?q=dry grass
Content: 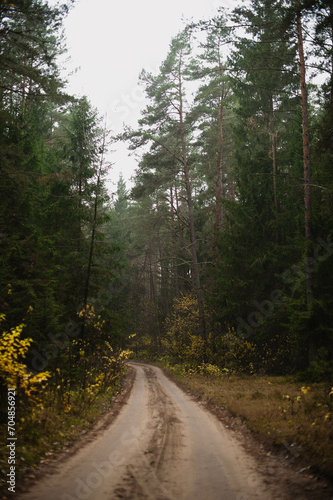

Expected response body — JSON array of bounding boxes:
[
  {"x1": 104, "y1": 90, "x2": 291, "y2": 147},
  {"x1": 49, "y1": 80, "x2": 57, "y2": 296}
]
[
  {"x1": 0, "y1": 374, "x2": 125, "y2": 494},
  {"x1": 166, "y1": 367, "x2": 333, "y2": 478}
]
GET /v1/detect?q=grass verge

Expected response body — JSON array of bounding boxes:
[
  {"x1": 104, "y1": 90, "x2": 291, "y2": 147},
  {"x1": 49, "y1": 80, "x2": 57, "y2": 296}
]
[{"x1": 160, "y1": 363, "x2": 333, "y2": 479}]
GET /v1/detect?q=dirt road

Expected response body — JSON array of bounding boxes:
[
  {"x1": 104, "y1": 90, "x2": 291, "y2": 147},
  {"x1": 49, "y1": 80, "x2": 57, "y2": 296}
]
[{"x1": 17, "y1": 363, "x2": 276, "y2": 499}]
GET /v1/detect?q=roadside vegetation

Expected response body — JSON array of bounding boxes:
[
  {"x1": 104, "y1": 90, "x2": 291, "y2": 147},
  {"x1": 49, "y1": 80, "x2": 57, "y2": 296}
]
[
  {"x1": 0, "y1": 375, "x2": 125, "y2": 493},
  {"x1": 0, "y1": 309, "x2": 130, "y2": 494},
  {"x1": 128, "y1": 292, "x2": 333, "y2": 480},
  {"x1": 162, "y1": 364, "x2": 333, "y2": 479},
  {"x1": 131, "y1": 344, "x2": 333, "y2": 479}
]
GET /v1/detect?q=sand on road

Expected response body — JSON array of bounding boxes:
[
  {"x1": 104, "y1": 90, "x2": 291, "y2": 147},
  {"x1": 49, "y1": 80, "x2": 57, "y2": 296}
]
[{"x1": 17, "y1": 362, "x2": 280, "y2": 500}]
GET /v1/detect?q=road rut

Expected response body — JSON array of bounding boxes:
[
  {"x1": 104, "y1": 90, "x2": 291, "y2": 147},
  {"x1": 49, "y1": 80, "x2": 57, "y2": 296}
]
[{"x1": 18, "y1": 362, "x2": 271, "y2": 500}]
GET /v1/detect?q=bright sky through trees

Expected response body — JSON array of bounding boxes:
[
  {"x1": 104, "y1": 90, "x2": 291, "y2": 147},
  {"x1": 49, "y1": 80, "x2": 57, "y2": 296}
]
[{"x1": 57, "y1": 0, "x2": 234, "y2": 189}]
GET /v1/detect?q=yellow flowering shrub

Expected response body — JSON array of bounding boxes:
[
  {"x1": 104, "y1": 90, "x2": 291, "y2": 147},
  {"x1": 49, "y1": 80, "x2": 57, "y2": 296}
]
[
  {"x1": 164, "y1": 294, "x2": 206, "y2": 362},
  {"x1": 0, "y1": 315, "x2": 50, "y2": 401},
  {"x1": 77, "y1": 304, "x2": 106, "y2": 332},
  {"x1": 197, "y1": 362, "x2": 221, "y2": 375},
  {"x1": 216, "y1": 327, "x2": 260, "y2": 373}
]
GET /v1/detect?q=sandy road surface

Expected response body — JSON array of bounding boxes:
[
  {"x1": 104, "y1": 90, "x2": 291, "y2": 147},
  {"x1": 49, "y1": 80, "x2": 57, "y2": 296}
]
[{"x1": 18, "y1": 362, "x2": 272, "y2": 500}]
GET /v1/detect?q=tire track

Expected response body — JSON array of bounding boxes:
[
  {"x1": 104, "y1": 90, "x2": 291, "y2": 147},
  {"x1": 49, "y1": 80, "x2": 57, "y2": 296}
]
[
  {"x1": 17, "y1": 363, "x2": 278, "y2": 500},
  {"x1": 112, "y1": 367, "x2": 186, "y2": 499}
]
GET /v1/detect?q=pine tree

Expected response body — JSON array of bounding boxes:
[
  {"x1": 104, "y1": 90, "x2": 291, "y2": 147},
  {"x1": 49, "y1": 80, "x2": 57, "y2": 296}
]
[
  {"x1": 121, "y1": 30, "x2": 207, "y2": 343},
  {"x1": 189, "y1": 10, "x2": 234, "y2": 259},
  {"x1": 212, "y1": 0, "x2": 305, "y2": 331}
]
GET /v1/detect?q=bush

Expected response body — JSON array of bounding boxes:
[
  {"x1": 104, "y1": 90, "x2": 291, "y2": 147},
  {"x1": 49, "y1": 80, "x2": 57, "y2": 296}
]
[{"x1": 0, "y1": 314, "x2": 50, "y2": 410}]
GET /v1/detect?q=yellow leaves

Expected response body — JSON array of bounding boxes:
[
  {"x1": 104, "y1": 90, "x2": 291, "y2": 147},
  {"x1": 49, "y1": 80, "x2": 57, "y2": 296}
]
[
  {"x1": 118, "y1": 349, "x2": 132, "y2": 360},
  {"x1": 77, "y1": 304, "x2": 105, "y2": 332},
  {"x1": 64, "y1": 404, "x2": 72, "y2": 413},
  {"x1": 0, "y1": 320, "x2": 50, "y2": 400},
  {"x1": 301, "y1": 386, "x2": 311, "y2": 395},
  {"x1": 185, "y1": 334, "x2": 206, "y2": 363},
  {"x1": 198, "y1": 363, "x2": 220, "y2": 375},
  {"x1": 329, "y1": 387, "x2": 333, "y2": 399},
  {"x1": 29, "y1": 372, "x2": 50, "y2": 384},
  {"x1": 105, "y1": 341, "x2": 113, "y2": 352},
  {"x1": 94, "y1": 373, "x2": 104, "y2": 385}
]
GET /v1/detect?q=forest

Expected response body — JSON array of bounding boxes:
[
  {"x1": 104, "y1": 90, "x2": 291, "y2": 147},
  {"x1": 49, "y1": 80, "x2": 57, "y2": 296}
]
[
  {"x1": 118, "y1": 0, "x2": 333, "y2": 378},
  {"x1": 0, "y1": 0, "x2": 332, "y2": 462}
]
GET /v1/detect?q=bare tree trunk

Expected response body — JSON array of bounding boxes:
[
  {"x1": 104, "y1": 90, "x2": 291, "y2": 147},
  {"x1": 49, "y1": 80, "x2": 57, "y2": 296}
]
[
  {"x1": 215, "y1": 84, "x2": 225, "y2": 233},
  {"x1": 269, "y1": 102, "x2": 279, "y2": 245},
  {"x1": 213, "y1": 80, "x2": 225, "y2": 261},
  {"x1": 296, "y1": 0, "x2": 312, "y2": 309},
  {"x1": 330, "y1": 5, "x2": 333, "y2": 105},
  {"x1": 77, "y1": 174, "x2": 83, "y2": 255},
  {"x1": 148, "y1": 232, "x2": 155, "y2": 303},
  {"x1": 175, "y1": 182, "x2": 187, "y2": 293},
  {"x1": 21, "y1": 54, "x2": 27, "y2": 117},
  {"x1": 178, "y1": 63, "x2": 206, "y2": 343},
  {"x1": 272, "y1": 133, "x2": 279, "y2": 244},
  {"x1": 170, "y1": 185, "x2": 179, "y2": 298},
  {"x1": 81, "y1": 127, "x2": 106, "y2": 338}
]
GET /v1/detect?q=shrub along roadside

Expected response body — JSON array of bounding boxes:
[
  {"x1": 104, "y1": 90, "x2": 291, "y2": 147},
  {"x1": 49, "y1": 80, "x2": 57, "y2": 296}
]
[
  {"x1": 0, "y1": 306, "x2": 133, "y2": 495},
  {"x1": 157, "y1": 360, "x2": 333, "y2": 479},
  {"x1": 0, "y1": 366, "x2": 129, "y2": 495}
]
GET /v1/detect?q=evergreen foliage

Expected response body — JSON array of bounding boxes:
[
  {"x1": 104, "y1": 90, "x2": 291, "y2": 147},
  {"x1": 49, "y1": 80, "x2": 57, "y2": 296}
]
[
  {"x1": 1, "y1": 0, "x2": 332, "y2": 431},
  {"x1": 121, "y1": 0, "x2": 333, "y2": 376},
  {"x1": 0, "y1": 0, "x2": 128, "y2": 432}
]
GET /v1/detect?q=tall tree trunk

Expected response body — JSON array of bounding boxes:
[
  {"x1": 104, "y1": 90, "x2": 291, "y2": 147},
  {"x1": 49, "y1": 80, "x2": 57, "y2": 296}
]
[
  {"x1": 330, "y1": 5, "x2": 333, "y2": 105},
  {"x1": 296, "y1": 0, "x2": 312, "y2": 309},
  {"x1": 178, "y1": 62, "x2": 206, "y2": 343},
  {"x1": 170, "y1": 185, "x2": 179, "y2": 298},
  {"x1": 213, "y1": 80, "x2": 225, "y2": 261},
  {"x1": 81, "y1": 127, "x2": 106, "y2": 338},
  {"x1": 148, "y1": 232, "x2": 155, "y2": 302},
  {"x1": 77, "y1": 173, "x2": 83, "y2": 255},
  {"x1": 82, "y1": 174, "x2": 100, "y2": 309},
  {"x1": 21, "y1": 54, "x2": 27, "y2": 117},
  {"x1": 269, "y1": 102, "x2": 279, "y2": 244},
  {"x1": 175, "y1": 181, "x2": 187, "y2": 293},
  {"x1": 272, "y1": 132, "x2": 279, "y2": 244}
]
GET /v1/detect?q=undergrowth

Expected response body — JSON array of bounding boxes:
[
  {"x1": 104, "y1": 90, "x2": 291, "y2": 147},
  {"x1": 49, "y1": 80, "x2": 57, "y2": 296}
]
[
  {"x1": 0, "y1": 370, "x2": 127, "y2": 495},
  {"x1": 157, "y1": 359, "x2": 333, "y2": 478}
]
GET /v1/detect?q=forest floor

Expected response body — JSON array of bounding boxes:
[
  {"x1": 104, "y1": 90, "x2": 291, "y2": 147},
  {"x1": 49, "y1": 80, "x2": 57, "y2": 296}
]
[{"x1": 158, "y1": 362, "x2": 333, "y2": 488}]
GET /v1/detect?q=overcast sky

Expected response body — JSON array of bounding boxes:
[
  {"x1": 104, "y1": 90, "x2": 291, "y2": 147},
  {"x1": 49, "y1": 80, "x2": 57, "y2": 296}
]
[{"x1": 59, "y1": 0, "x2": 234, "y2": 192}]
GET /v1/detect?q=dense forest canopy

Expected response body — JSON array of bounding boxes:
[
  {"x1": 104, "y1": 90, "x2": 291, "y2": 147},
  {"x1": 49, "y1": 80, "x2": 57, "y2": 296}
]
[{"x1": 0, "y1": 0, "x2": 332, "y2": 409}]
